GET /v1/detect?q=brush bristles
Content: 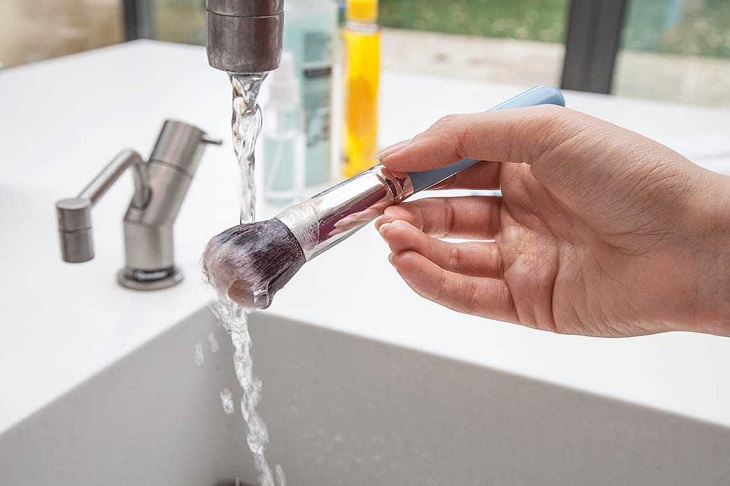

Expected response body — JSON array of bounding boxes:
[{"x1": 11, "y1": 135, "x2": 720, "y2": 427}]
[{"x1": 202, "y1": 218, "x2": 306, "y2": 309}]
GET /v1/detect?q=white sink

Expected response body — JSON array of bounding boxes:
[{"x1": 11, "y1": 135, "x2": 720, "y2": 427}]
[
  {"x1": 2, "y1": 306, "x2": 730, "y2": 485},
  {"x1": 4, "y1": 42, "x2": 730, "y2": 486}
]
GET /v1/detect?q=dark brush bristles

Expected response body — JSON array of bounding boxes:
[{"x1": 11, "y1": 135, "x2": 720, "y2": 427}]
[{"x1": 202, "y1": 218, "x2": 306, "y2": 309}]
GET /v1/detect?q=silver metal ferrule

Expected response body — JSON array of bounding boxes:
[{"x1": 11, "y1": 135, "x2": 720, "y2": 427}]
[
  {"x1": 276, "y1": 165, "x2": 415, "y2": 261},
  {"x1": 206, "y1": 0, "x2": 284, "y2": 74}
]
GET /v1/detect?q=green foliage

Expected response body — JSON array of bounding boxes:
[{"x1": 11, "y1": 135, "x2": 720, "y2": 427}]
[
  {"x1": 380, "y1": 0, "x2": 730, "y2": 58},
  {"x1": 379, "y1": 0, "x2": 569, "y2": 43},
  {"x1": 623, "y1": 0, "x2": 730, "y2": 58}
]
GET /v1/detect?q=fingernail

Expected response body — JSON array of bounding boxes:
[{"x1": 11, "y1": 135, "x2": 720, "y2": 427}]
[
  {"x1": 388, "y1": 253, "x2": 395, "y2": 266},
  {"x1": 375, "y1": 139, "x2": 412, "y2": 160},
  {"x1": 378, "y1": 222, "x2": 390, "y2": 237}
]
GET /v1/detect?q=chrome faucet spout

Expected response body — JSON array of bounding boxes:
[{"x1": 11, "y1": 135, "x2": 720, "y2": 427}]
[
  {"x1": 56, "y1": 150, "x2": 149, "y2": 264},
  {"x1": 55, "y1": 120, "x2": 222, "y2": 290},
  {"x1": 206, "y1": 0, "x2": 284, "y2": 74},
  {"x1": 79, "y1": 150, "x2": 150, "y2": 209}
]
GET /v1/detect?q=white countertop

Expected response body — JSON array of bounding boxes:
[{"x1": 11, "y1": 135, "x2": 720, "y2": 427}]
[{"x1": 2, "y1": 41, "x2": 730, "y2": 435}]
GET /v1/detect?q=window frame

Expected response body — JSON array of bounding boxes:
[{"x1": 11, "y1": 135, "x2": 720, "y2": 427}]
[
  {"x1": 123, "y1": 0, "x2": 153, "y2": 41},
  {"x1": 123, "y1": 0, "x2": 628, "y2": 94}
]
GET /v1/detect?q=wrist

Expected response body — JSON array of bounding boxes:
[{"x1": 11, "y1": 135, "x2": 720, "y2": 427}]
[{"x1": 693, "y1": 171, "x2": 730, "y2": 335}]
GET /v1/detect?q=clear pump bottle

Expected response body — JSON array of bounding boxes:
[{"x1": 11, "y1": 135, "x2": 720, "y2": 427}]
[
  {"x1": 262, "y1": 52, "x2": 307, "y2": 206},
  {"x1": 283, "y1": 0, "x2": 338, "y2": 187}
]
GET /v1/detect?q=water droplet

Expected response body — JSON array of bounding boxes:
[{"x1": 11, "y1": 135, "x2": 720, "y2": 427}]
[
  {"x1": 220, "y1": 388, "x2": 235, "y2": 415},
  {"x1": 253, "y1": 288, "x2": 271, "y2": 309},
  {"x1": 208, "y1": 332, "x2": 219, "y2": 353},
  {"x1": 275, "y1": 464, "x2": 286, "y2": 486},
  {"x1": 194, "y1": 342, "x2": 204, "y2": 366}
]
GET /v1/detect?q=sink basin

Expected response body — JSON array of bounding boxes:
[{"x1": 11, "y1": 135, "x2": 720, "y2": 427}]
[
  {"x1": 4, "y1": 41, "x2": 730, "y2": 486},
  {"x1": 2, "y1": 306, "x2": 730, "y2": 485}
]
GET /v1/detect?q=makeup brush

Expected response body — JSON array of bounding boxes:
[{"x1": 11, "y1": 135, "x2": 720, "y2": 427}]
[{"x1": 203, "y1": 85, "x2": 566, "y2": 308}]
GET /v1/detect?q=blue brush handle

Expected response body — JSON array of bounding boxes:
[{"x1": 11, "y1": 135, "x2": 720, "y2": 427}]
[{"x1": 407, "y1": 85, "x2": 565, "y2": 193}]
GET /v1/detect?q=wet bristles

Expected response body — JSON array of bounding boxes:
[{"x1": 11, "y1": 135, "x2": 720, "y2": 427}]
[{"x1": 202, "y1": 219, "x2": 306, "y2": 309}]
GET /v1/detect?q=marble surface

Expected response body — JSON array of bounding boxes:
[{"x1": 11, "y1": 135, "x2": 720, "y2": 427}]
[{"x1": 1, "y1": 40, "x2": 730, "y2": 435}]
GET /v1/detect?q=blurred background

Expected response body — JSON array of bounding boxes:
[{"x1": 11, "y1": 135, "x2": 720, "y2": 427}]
[{"x1": 1, "y1": 0, "x2": 729, "y2": 107}]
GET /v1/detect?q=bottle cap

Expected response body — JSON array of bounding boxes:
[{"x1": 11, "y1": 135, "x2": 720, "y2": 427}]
[
  {"x1": 346, "y1": 0, "x2": 378, "y2": 23},
  {"x1": 268, "y1": 51, "x2": 301, "y2": 105}
]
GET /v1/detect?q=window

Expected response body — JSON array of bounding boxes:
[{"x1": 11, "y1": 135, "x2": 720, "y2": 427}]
[
  {"x1": 5, "y1": 0, "x2": 728, "y2": 109},
  {"x1": 615, "y1": 0, "x2": 730, "y2": 107},
  {"x1": 151, "y1": 0, "x2": 206, "y2": 45},
  {"x1": 379, "y1": 0, "x2": 570, "y2": 86},
  {"x1": 0, "y1": 0, "x2": 123, "y2": 68}
]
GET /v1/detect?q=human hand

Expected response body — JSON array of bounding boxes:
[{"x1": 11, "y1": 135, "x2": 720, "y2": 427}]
[{"x1": 376, "y1": 106, "x2": 730, "y2": 337}]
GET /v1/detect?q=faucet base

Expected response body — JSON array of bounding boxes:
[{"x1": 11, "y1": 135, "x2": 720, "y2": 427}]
[{"x1": 117, "y1": 266, "x2": 183, "y2": 291}]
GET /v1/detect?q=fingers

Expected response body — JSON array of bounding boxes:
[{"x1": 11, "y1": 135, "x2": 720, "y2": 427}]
[
  {"x1": 378, "y1": 105, "x2": 573, "y2": 172},
  {"x1": 432, "y1": 160, "x2": 501, "y2": 191},
  {"x1": 376, "y1": 196, "x2": 501, "y2": 240},
  {"x1": 379, "y1": 219, "x2": 503, "y2": 278},
  {"x1": 390, "y1": 250, "x2": 518, "y2": 323}
]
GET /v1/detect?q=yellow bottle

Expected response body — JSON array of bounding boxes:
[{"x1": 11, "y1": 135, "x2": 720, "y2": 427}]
[{"x1": 341, "y1": 0, "x2": 380, "y2": 178}]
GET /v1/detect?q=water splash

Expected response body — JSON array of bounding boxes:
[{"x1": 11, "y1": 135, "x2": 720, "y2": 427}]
[
  {"x1": 212, "y1": 298, "x2": 280, "y2": 486},
  {"x1": 194, "y1": 342, "x2": 204, "y2": 366},
  {"x1": 205, "y1": 73, "x2": 284, "y2": 486},
  {"x1": 230, "y1": 73, "x2": 266, "y2": 225}
]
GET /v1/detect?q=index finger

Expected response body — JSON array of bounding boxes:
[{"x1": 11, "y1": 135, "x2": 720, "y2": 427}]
[{"x1": 379, "y1": 105, "x2": 574, "y2": 173}]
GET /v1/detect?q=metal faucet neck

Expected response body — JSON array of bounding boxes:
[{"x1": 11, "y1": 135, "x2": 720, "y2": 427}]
[{"x1": 55, "y1": 120, "x2": 222, "y2": 290}]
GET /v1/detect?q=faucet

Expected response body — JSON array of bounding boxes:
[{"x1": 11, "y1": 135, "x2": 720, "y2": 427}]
[
  {"x1": 56, "y1": 0, "x2": 285, "y2": 290},
  {"x1": 206, "y1": 0, "x2": 284, "y2": 74},
  {"x1": 55, "y1": 120, "x2": 222, "y2": 290}
]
